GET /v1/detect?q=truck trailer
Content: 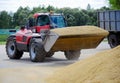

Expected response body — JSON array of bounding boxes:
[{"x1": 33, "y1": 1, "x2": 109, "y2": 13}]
[{"x1": 98, "y1": 10, "x2": 120, "y2": 48}]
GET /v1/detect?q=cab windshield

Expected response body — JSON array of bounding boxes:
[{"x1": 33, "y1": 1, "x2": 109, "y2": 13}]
[{"x1": 50, "y1": 15, "x2": 66, "y2": 28}]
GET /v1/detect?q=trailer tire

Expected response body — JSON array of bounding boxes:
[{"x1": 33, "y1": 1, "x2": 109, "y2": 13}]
[
  {"x1": 29, "y1": 38, "x2": 46, "y2": 62},
  {"x1": 108, "y1": 34, "x2": 119, "y2": 48},
  {"x1": 6, "y1": 36, "x2": 23, "y2": 59},
  {"x1": 64, "y1": 50, "x2": 80, "y2": 60}
]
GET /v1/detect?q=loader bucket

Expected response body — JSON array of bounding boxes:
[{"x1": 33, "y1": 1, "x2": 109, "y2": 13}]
[{"x1": 44, "y1": 26, "x2": 109, "y2": 52}]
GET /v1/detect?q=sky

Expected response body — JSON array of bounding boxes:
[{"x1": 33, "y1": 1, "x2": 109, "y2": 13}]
[{"x1": 0, "y1": 0, "x2": 109, "y2": 12}]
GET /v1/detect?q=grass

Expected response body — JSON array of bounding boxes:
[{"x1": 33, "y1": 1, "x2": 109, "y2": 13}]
[
  {"x1": 0, "y1": 34, "x2": 8, "y2": 45},
  {"x1": 0, "y1": 34, "x2": 9, "y2": 41},
  {"x1": 0, "y1": 41, "x2": 6, "y2": 45}
]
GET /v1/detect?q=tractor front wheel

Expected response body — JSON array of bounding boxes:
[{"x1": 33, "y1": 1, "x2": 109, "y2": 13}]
[
  {"x1": 64, "y1": 50, "x2": 80, "y2": 60},
  {"x1": 6, "y1": 36, "x2": 23, "y2": 59},
  {"x1": 46, "y1": 52, "x2": 54, "y2": 57},
  {"x1": 29, "y1": 38, "x2": 46, "y2": 62}
]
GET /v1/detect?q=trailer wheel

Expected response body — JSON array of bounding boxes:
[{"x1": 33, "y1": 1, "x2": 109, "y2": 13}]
[
  {"x1": 46, "y1": 52, "x2": 54, "y2": 57},
  {"x1": 6, "y1": 36, "x2": 23, "y2": 59},
  {"x1": 29, "y1": 38, "x2": 46, "y2": 62},
  {"x1": 64, "y1": 50, "x2": 80, "y2": 60},
  {"x1": 108, "y1": 34, "x2": 119, "y2": 48}
]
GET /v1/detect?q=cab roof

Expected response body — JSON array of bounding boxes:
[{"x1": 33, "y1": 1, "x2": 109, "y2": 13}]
[{"x1": 33, "y1": 13, "x2": 63, "y2": 18}]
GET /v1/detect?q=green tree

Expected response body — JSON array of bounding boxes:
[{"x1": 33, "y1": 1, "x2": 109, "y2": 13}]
[
  {"x1": 13, "y1": 6, "x2": 31, "y2": 27},
  {"x1": 0, "y1": 5, "x2": 100, "y2": 28},
  {"x1": 31, "y1": 6, "x2": 42, "y2": 14},
  {"x1": 108, "y1": 0, "x2": 120, "y2": 9},
  {"x1": 47, "y1": 5, "x2": 55, "y2": 12},
  {"x1": 87, "y1": 4, "x2": 91, "y2": 10},
  {"x1": 82, "y1": 9, "x2": 97, "y2": 25},
  {"x1": 31, "y1": 5, "x2": 48, "y2": 14},
  {"x1": 0, "y1": 11, "x2": 11, "y2": 28},
  {"x1": 56, "y1": 7, "x2": 76, "y2": 26},
  {"x1": 56, "y1": 7, "x2": 97, "y2": 26},
  {"x1": 98, "y1": 6, "x2": 111, "y2": 11}
]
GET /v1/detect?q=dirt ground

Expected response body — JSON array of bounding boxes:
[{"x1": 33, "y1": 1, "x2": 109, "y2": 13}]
[
  {"x1": 0, "y1": 67, "x2": 58, "y2": 83},
  {"x1": 0, "y1": 41, "x2": 110, "y2": 83}
]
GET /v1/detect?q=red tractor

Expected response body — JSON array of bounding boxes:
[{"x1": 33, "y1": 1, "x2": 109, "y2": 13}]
[
  {"x1": 6, "y1": 13, "x2": 69, "y2": 62},
  {"x1": 6, "y1": 12, "x2": 108, "y2": 62}
]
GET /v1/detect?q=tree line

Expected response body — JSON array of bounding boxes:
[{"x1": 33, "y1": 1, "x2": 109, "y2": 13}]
[{"x1": 0, "y1": 5, "x2": 113, "y2": 29}]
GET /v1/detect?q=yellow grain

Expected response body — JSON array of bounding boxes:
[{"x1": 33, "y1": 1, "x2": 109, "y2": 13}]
[
  {"x1": 51, "y1": 26, "x2": 109, "y2": 36},
  {"x1": 46, "y1": 46, "x2": 120, "y2": 83}
]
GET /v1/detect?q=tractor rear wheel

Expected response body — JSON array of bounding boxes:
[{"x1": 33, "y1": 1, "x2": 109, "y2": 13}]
[
  {"x1": 108, "y1": 34, "x2": 120, "y2": 48},
  {"x1": 6, "y1": 36, "x2": 23, "y2": 59},
  {"x1": 64, "y1": 50, "x2": 80, "y2": 60},
  {"x1": 29, "y1": 38, "x2": 46, "y2": 62}
]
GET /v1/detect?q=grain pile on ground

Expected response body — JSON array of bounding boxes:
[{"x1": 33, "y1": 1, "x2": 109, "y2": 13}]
[
  {"x1": 46, "y1": 46, "x2": 120, "y2": 83},
  {"x1": 51, "y1": 26, "x2": 109, "y2": 36}
]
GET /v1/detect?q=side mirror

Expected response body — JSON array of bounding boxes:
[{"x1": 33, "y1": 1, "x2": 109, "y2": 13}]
[{"x1": 28, "y1": 18, "x2": 34, "y2": 27}]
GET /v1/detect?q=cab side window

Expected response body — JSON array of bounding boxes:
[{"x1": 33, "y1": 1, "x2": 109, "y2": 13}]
[{"x1": 37, "y1": 15, "x2": 50, "y2": 26}]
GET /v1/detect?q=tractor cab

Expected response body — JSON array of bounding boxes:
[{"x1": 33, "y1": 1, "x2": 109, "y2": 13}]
[{"x1": 29, "y1": 13, "x2": 66, "y2": 33}]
